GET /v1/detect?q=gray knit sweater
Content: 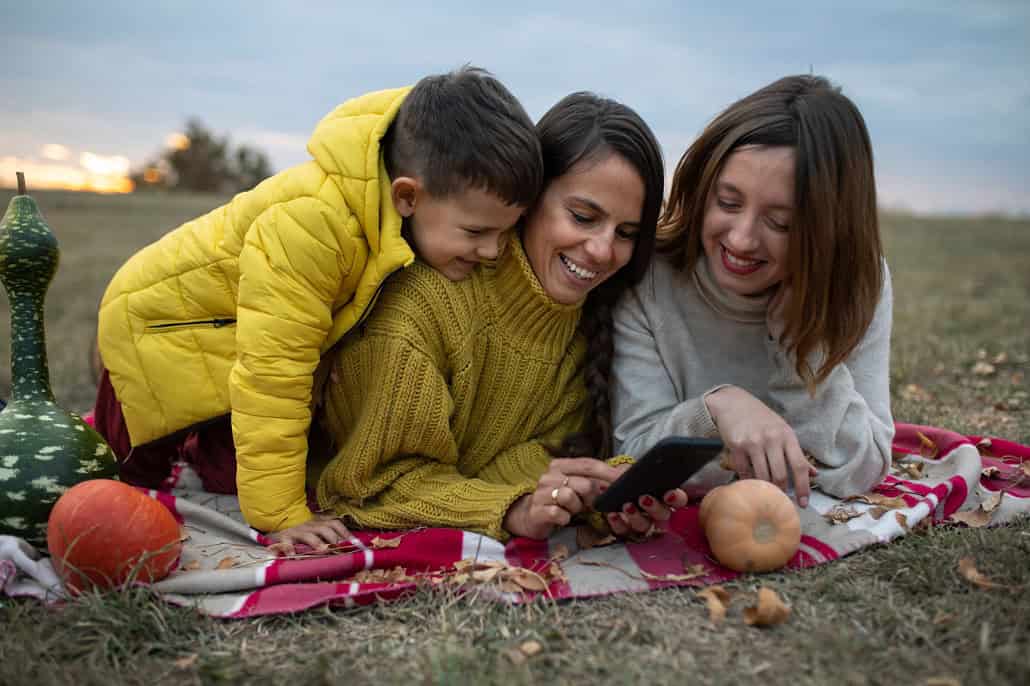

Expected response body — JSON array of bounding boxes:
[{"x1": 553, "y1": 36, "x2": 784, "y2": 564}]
[{"x1": 611, "y1": 255, "x2": 894, "y2": 498}]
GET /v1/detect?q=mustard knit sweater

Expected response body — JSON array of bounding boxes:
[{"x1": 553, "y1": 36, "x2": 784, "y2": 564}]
[{"x1": 316, "y1": 235, "x2": 588, "y2": 540}]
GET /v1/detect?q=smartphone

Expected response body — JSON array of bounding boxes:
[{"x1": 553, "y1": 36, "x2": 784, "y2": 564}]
[{"x1": 593, "y1": 436, "x2": 724, "y2": 512}]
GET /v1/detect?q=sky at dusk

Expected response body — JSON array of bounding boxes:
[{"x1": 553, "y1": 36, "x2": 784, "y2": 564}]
[{"x1": 3, "y1": 1, "x2": 1028, "y2": 215}]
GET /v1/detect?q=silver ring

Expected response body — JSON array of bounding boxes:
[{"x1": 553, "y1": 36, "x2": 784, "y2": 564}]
[
  {"x1": 561, "y1": 477, "x2": 570, "y2": 488},
  {"x1": 550, "y1": 487, "x2": 561, "y2": 503}
]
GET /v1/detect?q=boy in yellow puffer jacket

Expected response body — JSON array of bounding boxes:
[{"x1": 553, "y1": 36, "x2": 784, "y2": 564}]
[{"x1": 93, "y1": 66, "x2": 543, "y2": 549}]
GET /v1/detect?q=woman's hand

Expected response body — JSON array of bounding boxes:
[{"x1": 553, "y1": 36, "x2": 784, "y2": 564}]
[
  {"x1": 704, "y1": 385, "x2": 817, "y2": 507},
  {"x1": 267, "y1": 513, "x2": 353, "y2": 556},
  {"x1": 503, "y1": 458, "x2": 623, "y2": 539},
  {"x1": 604, "y1": 473, "x2": 689, "y2": 539}
]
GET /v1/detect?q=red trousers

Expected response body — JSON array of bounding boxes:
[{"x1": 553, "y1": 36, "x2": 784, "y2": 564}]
[{"x1": 92, "y1": 370, "x2": 238, "y2": 494}]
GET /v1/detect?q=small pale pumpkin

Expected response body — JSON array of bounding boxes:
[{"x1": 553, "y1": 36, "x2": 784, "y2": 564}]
[
  {"x1": 47, "y1": 479, "x2": 183, "y2": 593},
  {"x1": 697, "y1": 485, "x2": 728, "y2": 530},
  {"x1": 701, "y1": 479, "x2": 801, "y2": 573}
]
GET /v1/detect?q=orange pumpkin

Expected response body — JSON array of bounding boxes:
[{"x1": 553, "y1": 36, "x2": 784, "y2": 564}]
[
  {"x1": 697, "y1": 485, "x2": 728, "y2": 530},
  {"x1": 701, "y1": 479, "x2": 801, "y2": 573},
  {"x1": 47, "y1": 479, "x2": 183, "y2": 593}
]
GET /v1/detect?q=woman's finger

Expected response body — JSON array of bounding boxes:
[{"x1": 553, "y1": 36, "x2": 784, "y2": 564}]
[
  {"x1": 766, "y1": 443, "x2": 790, "y2": 491},
  {"x1": 619, "y1": 502, "x2": 652, "y2": 534},
  {"x1": 730, "y1": 450, "x2": 752, "y2": 478},
  {"x1": 662, "y1": 488, "x2": 688, "y2": 508},
  {"x1": 638, "y1": 494, "x2": 671, "y2": 522},
  {"x1": 748, "y1": 448, "x2": 772, "y2": 483},
  {"x1": 607, "y1": 512, "x2": 631, "y2": 537},
  {"x1": 785, "y1": 438, "x2": 812, "y2": 507},
  {"x1": 550, "y1": 457, "x2": 624, "y2": 483},
  {"x1": 550, "y1": 485, "x2": 585, "y2": 515}
]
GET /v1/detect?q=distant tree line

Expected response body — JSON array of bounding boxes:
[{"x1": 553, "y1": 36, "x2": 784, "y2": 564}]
[{"x1": 131, "y1": 118, "x2": 272, "y2": 193}]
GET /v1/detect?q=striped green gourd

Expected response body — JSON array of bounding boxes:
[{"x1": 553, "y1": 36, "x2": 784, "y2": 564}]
[{"x1": 0, "y1": 172, "x2": 117, "y2": 546}]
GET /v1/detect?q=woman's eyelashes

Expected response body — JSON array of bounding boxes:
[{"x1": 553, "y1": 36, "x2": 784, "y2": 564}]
[
  {"x1": 717, "y1": 197, "x2": 790, "y2": 232},
  {"x1": 568, "y1": 208, "x2": 638, "y2": 241},
  {"x1": 569, "y1": 208, "x2": 594, "y2": 225}
]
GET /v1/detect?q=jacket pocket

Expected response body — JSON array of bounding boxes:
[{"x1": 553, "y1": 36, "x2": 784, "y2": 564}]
[{"x1": 144, "y1": 317, "x2": 237, "y2": 333}]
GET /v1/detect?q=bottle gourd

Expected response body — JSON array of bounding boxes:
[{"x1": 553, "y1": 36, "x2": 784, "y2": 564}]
[{"x1": 0, "y1": 172, "x2": 117, "y2": 546}]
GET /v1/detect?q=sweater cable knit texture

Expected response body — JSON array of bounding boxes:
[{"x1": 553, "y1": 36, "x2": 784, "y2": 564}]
[{"x1": 317, "y1": 235, "x2": 588, "y2": 540}]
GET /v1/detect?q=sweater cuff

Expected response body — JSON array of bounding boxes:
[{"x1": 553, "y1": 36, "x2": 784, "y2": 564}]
[{"x1": 662, "y1": 389, "x2": 724, "y2": 438}]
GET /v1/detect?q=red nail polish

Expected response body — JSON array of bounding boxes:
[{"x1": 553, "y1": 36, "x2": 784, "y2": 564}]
[
  {"x1": 623, "y1": 503, "x2": 637, "y2": 515},
  {"x1": 663, "y1": 492, "x2": 677, "y2": 505},
  {"x1": 598, "y1": 484, "x2": 608, "y2": 493},
  {"x1": 641, "y1": 495, "x2": 655, "y2": 507}
]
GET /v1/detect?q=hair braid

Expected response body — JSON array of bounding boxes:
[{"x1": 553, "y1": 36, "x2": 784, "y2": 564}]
[{"x1": 559, "y1": 290, "x2": 617, "y2": 459}]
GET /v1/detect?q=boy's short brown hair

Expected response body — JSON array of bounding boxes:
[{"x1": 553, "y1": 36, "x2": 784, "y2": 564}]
[{"x1": 384, "y1": 65, "x2": 542, "y2": 207}]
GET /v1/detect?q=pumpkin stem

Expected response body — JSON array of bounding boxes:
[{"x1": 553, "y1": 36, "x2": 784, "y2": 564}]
[
  {"x1": 16, "y1": 171, "x2": 25, "y2": 195},
  {"x1": 753, "y1": 519, "x2": 777, "y2": 544}
]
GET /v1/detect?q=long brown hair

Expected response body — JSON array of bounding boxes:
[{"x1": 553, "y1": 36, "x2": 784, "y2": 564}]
[
  {"x1": 659, "y1": 74, "x2": 883, "y2": 388},
  {"x1": 533, "y1": 93, "x2": 664, "y2": 459}
]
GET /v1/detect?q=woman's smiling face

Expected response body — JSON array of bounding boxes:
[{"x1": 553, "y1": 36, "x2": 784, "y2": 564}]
[
  {"x1": 701, "y1": 145, "x2": 795, "y2": 296},
  {"x1": 522, "y1": 152, "x2": 645, "y2": 305}
]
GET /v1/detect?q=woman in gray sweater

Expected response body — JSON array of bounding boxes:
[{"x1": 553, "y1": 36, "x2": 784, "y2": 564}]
[{"x1": 609, "y1": 75, "x2": 893, "y2": 524}]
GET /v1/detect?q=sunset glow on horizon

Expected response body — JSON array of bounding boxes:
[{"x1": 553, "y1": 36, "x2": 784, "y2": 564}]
[{"x1": 2, "y1": 145, "x2": 135, "y2": 194}]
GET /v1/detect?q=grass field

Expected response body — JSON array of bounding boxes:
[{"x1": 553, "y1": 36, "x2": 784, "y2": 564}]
[{"x1": 1, "y1": 190, "x2": 1028, "y2": 685}]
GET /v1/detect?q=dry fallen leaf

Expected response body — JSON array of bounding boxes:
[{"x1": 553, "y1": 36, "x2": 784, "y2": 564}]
[
  {"x1": 894, "y1": 512, "x2": 910, "y2": 532},
  {"x1": 370, "y1": 535, "x2": 403, "y2": 549},
  {"x1": 640, "y1": 567, "x2": 708, "y2": 583},
  {"x1": 981, "y1": 490, "x2": 1003, "y2": 513},
  {"x1": 551, "y1": 543, "x2": 569, "y2": 561},
  {"x1": 972, "y1": 361, "x2": 996, "y2": 376},
  {"x1": 981, "y1": 466, "x2": 1001, "y2": 479},
  {"x1": 519, "y1": 640, "x2": 543, "y2": 657},
  {"x1": 174, "y1": 654, "x2": 199, "y2": 670},
  {"x1": 976, "y1": 437, "x2": 993, "y2": 454},
  {"x1": 697, "y1": 585, "x2": 731, "y2": 625},
  {"x1": 1022, "y1": 463, "x2": 1030, "y2": 479},
  {"x1": 576, "y1": 525, "x2": 616, "y2": 550},
  {"x1": 957, "y1": 556, "x2": 1009, "y2": 590},
  {"x1": 864, "y1": 507, "x2": 887, "y2": 520},
  {"x1": 824, "y1": 506, "x2": 865, "y2": 524},
  {"x1": 900, "y1": 384, "x2": 932, "y2": 402},
  {"x1": 181, "y1": 559, "x2": 201, "y2": 572},
  {"x1": 898, "y1": 461, "x2": 926, "y2": 479},
  {"x1": 215, "y1": 556, "x2": 237, "y2": 570},
  {"x1": 351, "y1": 565, "x2": 413, "y2": 584},
  {"x1": 471, "y1": 566, "x2": 503, "y2": 583},
  {"x1": 916, "y1": 431, "x2": 939, "y2": 458},
  {"x1": 948, "y1": 509, "x2": 992, "y2": 528},
  {"x1": 932, "y1": 611, "x2": 957, "y2": 626},
  {"x1": 743, "y1": 587, "x2": 791, "y2": 626},
  {"x1": 846, "y1": 493, "x2": 909, "y2": 510},
  {"x1": 506, "y1": 568, "x2": 549, "y2": 592}
]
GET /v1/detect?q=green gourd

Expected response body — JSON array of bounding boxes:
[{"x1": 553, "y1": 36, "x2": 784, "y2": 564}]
[{"x1": 0, "y1": 172, "x2": 117, "y2": 546}]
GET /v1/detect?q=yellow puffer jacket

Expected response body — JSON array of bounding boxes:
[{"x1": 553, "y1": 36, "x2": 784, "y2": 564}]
[{"x1": 97, "y1": 86, "x2": 415, "y2": 532}]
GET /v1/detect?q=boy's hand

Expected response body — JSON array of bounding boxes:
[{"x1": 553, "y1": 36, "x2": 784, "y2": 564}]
[{"x1": 267, "y1": 513, "x2": 352, "y2": 556}]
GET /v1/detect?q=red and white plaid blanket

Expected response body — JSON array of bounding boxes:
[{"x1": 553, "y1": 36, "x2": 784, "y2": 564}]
[{"x1": 2, "y1": 423, "x2": 1027, "y2": 618}]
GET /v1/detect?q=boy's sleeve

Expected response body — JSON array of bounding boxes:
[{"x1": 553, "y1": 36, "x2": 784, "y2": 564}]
[
  {"x1": 317, "y1": 333, "x2": 574, "y2": 542},
  {"x1": 232, "y1": 196, "x2": 364, "y2": 533}
]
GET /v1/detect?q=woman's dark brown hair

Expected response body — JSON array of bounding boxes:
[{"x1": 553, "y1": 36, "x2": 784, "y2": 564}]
[
  {"x1": 532, "y1": 93, "x2": 664, "y2": 459},
  {"x1": 659, "y1": 74, "x2": 884, "y2": 388}
]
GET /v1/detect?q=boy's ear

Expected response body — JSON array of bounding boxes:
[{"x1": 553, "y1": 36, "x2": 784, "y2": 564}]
[{"x1": 390, "y1": 176, "x2": 420, "y2": 217}]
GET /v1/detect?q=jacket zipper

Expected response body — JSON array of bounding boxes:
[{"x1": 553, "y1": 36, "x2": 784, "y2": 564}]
[{"x1": 145, "y1": 318, "x2": 237, "y2": 331}]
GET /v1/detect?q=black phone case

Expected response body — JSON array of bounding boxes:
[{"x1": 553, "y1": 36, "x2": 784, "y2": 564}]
[{"x1": 593, "y1": 436, "x2": 724, "y2": 512}]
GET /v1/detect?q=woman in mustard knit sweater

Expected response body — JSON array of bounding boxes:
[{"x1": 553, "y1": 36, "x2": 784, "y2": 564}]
[{"x1": 306, "y1": 93, "x2": 683, "y2": 544}]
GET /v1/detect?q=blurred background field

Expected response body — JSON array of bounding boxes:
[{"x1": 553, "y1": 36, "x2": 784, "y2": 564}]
[{"x1": 0, "y1": 189, "x2": 1028, "y2": 685}]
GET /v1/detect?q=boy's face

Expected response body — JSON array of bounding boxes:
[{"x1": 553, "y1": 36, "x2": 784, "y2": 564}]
[{"x1": 395, "y1": 181, "x2": 525, "y2": 281}]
